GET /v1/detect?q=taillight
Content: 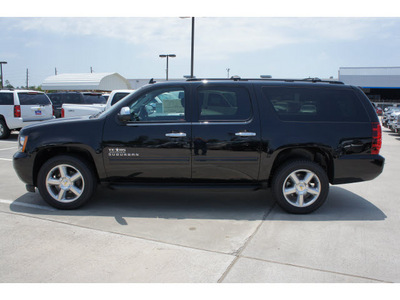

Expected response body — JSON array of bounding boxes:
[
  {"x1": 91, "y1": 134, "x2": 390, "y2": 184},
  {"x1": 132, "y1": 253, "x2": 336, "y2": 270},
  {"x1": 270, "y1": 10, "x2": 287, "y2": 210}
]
[
  {"x1": 52, "y1": 105, "x2": 55, "y2": 116},
  {"x1": 372, "y1": 122, "x2": 382, "y2": 155},
  {"x1": 14, "y1": 105, "x2": 21, "y2": 118},
  {"x1": 61, "y1": 108, "x2": 65, "y2": 118}
]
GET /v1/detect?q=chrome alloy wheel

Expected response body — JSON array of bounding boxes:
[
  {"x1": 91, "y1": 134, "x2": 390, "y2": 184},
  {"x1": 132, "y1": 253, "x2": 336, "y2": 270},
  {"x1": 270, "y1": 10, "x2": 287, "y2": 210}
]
[
  {"x1": 45, "y1": 164, "x2": 85, "y2": 203},
  {"x1": 282, "y1": 169, "x2": 321, "y2": 208}
]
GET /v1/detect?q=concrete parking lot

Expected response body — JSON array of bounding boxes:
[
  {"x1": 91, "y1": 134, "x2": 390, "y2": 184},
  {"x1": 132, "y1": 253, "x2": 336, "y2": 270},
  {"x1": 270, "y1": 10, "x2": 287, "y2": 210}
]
[{"x1": 0, "y1": 128, "x2": 399, "y2": 283}]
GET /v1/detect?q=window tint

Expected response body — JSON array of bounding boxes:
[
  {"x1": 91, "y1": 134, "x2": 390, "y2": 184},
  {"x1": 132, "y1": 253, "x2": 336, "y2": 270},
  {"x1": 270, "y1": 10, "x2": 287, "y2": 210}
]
[
  {"x1": 0, "y1": 93, "x2": 13, "y2": 105},
  {"x1": 47, "y1": 93, "x2": 84, "y2": 106},
  {"x1": 18, "y1": 93, "x2": 51, "y2": 105},
  {"x1": 83, "y1": 94, "x2": 107, "y2": 104},
  {"x1": 111, "y1": 92, "x2": 130, "y2": 106},
  {"x1": 197, "y1": 86, "x2": 252, "y2": 121},
  {"x1": 262, "y1": 86, "x2": 369, "y2": 122},
  {"x1": 128, "y1": 88, "x2": 186, "y2": 122}
]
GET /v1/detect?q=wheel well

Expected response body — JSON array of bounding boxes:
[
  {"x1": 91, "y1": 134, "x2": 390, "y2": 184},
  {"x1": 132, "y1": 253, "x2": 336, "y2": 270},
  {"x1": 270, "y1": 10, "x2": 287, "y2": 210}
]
[
  {"x1": 33, "y1": 147, "x2": 99, "y2": 186},
  {"x1": 268, "y1": 148, "x2": 333, "y2": 185}
]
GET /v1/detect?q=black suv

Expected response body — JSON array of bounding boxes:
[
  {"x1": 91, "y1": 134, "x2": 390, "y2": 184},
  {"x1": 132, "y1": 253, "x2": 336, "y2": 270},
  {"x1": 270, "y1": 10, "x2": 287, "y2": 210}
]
[{"x1": 13, "y1": 78, "x2": 384, "y2": 213}]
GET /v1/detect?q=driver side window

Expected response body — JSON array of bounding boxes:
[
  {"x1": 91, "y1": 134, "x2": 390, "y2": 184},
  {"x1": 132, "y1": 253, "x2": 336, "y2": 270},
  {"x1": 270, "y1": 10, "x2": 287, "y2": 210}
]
[{"x1": 128, "y1": 87, "x2": 186, "y2": 122}]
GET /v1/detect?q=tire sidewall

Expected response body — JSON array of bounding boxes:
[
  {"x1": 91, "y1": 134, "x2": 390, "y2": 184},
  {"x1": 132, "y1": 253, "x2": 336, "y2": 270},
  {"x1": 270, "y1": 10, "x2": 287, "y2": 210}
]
[
  {"x1": 37, "y1": 155, "x2": 96, "y2": 209},
  {"x1": 272, "y1": 160, "x2": 329, "y2": 214},
  {"x1": 0, "y1": 119, "x2": 11, "y2": 139}
]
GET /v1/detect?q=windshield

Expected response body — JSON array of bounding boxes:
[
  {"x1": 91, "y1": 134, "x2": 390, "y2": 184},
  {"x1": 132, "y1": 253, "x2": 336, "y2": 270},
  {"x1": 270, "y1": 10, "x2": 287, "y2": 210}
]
[
  {"x1": 48, "y1": 93, "x2": 84, "y2": 105},
  {"x1": 83, "y1": 94, "x2": 107, "y2": 104},
  {"x1": 94, "y1": 88, "x2": 142, "y2": 119}
]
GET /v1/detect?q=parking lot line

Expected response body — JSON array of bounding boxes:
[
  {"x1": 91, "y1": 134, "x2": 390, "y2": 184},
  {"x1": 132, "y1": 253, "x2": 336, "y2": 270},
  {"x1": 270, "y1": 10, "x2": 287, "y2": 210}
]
[
  {"x1": 0, "y1": 199, "x2": 57, "y2": 212},
  {"x1": 0, "y1": 158, "x2": 12, "y2": 161},
  {"x1": 0, "y1": 147, "x2": 17, "y2": 151}
]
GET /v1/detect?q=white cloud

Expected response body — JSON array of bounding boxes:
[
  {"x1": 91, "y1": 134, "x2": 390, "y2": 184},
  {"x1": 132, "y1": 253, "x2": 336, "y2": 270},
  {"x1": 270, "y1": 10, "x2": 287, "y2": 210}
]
[{"x1": 8, "y1": 17, "x2": 400, "y2": 60}]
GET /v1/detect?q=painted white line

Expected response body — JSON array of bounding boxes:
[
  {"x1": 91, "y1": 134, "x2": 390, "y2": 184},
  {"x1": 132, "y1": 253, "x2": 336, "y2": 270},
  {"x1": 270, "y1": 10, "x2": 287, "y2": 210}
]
[
  {"x1": 0, "y1": 199, "x2": 57, "y2": 212},
  {"x1": 0, "y1": 158, "x2": 12, "y2": 161},
  {"x1": 0, "y1": 147, "x2": 17, "y2": 151}
]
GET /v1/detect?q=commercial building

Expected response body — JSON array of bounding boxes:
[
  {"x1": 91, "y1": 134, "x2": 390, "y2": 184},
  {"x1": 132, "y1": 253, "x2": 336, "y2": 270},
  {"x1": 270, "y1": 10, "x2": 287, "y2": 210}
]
[{"x1": 339, "y1": 67, "x2": 400, "y2": 105}]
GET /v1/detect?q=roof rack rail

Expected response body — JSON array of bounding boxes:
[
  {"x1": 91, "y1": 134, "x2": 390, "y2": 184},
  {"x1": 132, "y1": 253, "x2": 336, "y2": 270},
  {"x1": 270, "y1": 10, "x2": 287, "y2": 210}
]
[{"x1": 186, "y1": 77, "x2": 344, "y2": 85}]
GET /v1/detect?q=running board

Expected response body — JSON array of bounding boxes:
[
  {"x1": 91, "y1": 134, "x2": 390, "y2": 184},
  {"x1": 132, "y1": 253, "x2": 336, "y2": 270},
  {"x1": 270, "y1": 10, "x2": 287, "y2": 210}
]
[{"x1": 106, "y1": 182, "x2": 264, "y2": 191}]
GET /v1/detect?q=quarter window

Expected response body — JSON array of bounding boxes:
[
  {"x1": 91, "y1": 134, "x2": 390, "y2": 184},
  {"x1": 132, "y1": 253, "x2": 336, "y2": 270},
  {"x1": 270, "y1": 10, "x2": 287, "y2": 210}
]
[
  {"x1": 197, "y1": 86, "x2": 252, "y2": 121},
  {"x1": 262, "y1": 86, "x2": 369, "y2": 122}
]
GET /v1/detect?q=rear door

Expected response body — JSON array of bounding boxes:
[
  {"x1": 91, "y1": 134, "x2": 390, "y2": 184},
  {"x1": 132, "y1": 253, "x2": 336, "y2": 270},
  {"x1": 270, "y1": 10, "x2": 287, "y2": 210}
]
[
  {"x1": 17, "y1": 92, "x2": 53, "y2": 121},
  {"x1": 191, "y1": 84, "x2": 261, "y2": 182}
]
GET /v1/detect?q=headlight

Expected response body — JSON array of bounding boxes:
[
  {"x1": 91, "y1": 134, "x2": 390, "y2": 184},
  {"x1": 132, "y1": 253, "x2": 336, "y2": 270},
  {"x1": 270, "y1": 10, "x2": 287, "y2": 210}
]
[{"x1": 18, "y1": 135, "x2": 28, "y2": 152}]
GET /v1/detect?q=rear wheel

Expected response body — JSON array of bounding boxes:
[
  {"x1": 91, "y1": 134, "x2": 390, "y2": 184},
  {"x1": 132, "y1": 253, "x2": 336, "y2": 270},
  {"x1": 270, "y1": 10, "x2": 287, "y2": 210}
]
[
  {"x1": 0, "y1": 119, "x2": 11, "y2": 139},
  {"x1": 37, "y1": 155, "x2": 97, "y2": 209},
  {"x1": 271, "y1": 160, "x2": 329, "y2": 214}
]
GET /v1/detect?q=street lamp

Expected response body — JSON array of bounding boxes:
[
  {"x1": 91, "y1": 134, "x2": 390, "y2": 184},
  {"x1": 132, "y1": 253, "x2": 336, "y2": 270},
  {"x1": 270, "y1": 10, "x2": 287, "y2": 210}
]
[
  {"x1": 159, "y1": 54, "x2": 176, "y2": 81},
  {"x1": 0, "y1": 61, "x2": 7, "y2": 89}
]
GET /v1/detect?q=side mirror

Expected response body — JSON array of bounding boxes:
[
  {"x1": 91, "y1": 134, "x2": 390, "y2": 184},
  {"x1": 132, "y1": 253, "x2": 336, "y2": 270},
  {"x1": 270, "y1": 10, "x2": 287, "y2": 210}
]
[{"x1": 118, "y1": 107, "x2": 131, "y2": 122}]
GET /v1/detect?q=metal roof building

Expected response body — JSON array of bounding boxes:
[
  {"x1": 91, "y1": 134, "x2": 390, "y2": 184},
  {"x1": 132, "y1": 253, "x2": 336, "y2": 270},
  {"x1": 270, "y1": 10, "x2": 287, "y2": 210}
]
[
  {"x1": 42, "y1": 73, "x2": 131, "y2": 91},
  {"x1": 339, "y1": 67, "x2": 400, "y2": 103}
]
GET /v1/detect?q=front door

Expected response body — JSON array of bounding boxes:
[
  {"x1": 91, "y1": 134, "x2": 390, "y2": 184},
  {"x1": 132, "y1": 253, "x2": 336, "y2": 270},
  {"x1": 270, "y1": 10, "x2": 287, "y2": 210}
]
[{"x1": 102, "y1": 85, "x2": 192, "y2": 182}]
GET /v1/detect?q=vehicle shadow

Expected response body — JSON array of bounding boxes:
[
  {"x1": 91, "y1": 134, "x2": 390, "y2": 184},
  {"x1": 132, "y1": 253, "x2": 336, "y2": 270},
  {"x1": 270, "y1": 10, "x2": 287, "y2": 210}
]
[
  {"x1": 9, "y1": 185, "x2": 386, "y2": 222},
  {"x1": 271, "y1": 186, "x2": 387, "y2": 221},
  {"x1": 7, "y1": 132, "x2": 19, "y2": 141}
]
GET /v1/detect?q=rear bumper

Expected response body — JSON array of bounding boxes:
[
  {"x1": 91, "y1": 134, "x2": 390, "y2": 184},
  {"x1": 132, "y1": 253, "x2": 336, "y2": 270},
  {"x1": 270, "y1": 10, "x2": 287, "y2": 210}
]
[{"x1": 332, "y1": 154, "x2": 385, "y2": 184}]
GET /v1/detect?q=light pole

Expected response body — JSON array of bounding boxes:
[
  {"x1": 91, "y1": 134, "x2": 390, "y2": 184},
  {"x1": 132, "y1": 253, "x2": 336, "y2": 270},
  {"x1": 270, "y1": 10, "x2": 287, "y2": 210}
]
[
  {"x1": 180, "y1": 17, "x2": 195, "y2": 78},
  {"x1": 0, "y1": 61, "x2": 7, "y2": 89},
  {"x1": 190, "y1": 17, "x2": 195, "y2": 79},
  {"x1": 159, "y1": 54, "x2": 176, "y2": 81}
]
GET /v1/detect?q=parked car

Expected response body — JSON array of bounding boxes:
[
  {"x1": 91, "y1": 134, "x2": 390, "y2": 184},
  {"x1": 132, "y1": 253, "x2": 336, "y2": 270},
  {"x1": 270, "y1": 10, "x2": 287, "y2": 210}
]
[
  {"x1": 0, "y1": 89, "x2": 54, "y2": 139},
  {"x1": 46, "y1": 92, "x2": 85, "y2": 118},
  {"x1": 61, "y1": 90, "x2": 135, "y2": 118},
  {"x1": 372, "y1": 102, "x2": 383, "y2": 116},
  {"x1": 383, "y1": 107, "x2": 400, "y2": 127},
  {"x1": 13, "y1": 78, "x2": 384, "y2": 214}
]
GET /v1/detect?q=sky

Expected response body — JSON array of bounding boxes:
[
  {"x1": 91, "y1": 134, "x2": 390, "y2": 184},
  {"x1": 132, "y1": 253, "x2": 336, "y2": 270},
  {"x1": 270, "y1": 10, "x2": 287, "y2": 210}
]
[{"x1": 1, "y1": 2, "x2": 400, "y2": 88}]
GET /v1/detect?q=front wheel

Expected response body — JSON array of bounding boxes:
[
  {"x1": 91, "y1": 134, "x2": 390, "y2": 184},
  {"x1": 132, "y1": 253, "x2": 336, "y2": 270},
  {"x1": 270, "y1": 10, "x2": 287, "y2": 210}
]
[
  {"x1": 37, "y1": 155, "x2": 97, "y2": 209},
  {"x1": 271, "y1": 160, "x2": 329, "y2": 214}
]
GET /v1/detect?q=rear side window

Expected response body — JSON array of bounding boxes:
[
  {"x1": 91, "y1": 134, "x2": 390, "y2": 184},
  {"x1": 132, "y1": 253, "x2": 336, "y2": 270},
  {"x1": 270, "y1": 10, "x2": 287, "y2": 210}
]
[
  {"x1": 197, "y1": 86, "x2": 252, "y2": 121},
  {"x1": 0, "y1": 93, "x2": 13, "y2": 105},
  {"x1": 262, "y1": 86, "x2": 369, "y2": 122},
  {"x1": 18, "y1": 93, "x2": 51, "y2": 105}
]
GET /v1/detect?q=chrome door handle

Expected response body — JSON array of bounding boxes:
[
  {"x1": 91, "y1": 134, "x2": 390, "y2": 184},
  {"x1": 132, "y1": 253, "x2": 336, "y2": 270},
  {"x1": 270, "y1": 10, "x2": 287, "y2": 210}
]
[
  {"x1": 165, "y1": 132, "x2": 187, "y2": 138},
  {"x1": 235, "y1": 132, "x2": 256, "y2": 137}
]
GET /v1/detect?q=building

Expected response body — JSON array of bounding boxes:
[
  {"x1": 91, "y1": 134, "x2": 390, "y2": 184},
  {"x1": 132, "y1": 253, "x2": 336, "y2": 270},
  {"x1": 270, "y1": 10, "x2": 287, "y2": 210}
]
[
  {"x1": 339, "y1": 67, "x2": 400, "y2": 104},
  {"x1": 42, "y1": 73, "x2": 131, "y2": 91}
]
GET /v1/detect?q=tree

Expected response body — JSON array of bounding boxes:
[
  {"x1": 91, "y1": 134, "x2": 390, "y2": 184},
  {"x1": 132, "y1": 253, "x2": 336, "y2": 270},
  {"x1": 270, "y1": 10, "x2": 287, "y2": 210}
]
[{"x1": 5, "y1": 80, "x2": 14, "y2": 89}]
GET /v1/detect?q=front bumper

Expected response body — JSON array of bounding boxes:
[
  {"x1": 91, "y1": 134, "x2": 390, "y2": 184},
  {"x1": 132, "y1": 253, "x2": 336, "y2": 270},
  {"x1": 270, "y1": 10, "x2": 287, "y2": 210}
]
[{"x1": 13, "y1": 151, "x2": 35, "y2": 186}]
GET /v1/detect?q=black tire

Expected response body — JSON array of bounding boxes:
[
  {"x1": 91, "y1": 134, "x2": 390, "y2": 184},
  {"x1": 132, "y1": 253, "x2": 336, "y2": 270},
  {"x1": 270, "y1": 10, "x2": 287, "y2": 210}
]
[
  {"x1": 271, "y1": 160, "x2": 329, "y2": 214},
  {"x1": 0, "y1": 119, "x2": 11, "y2": 139},
  {"x1": 37, "y1": 155, "x2": 97, "y2": 209}
]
